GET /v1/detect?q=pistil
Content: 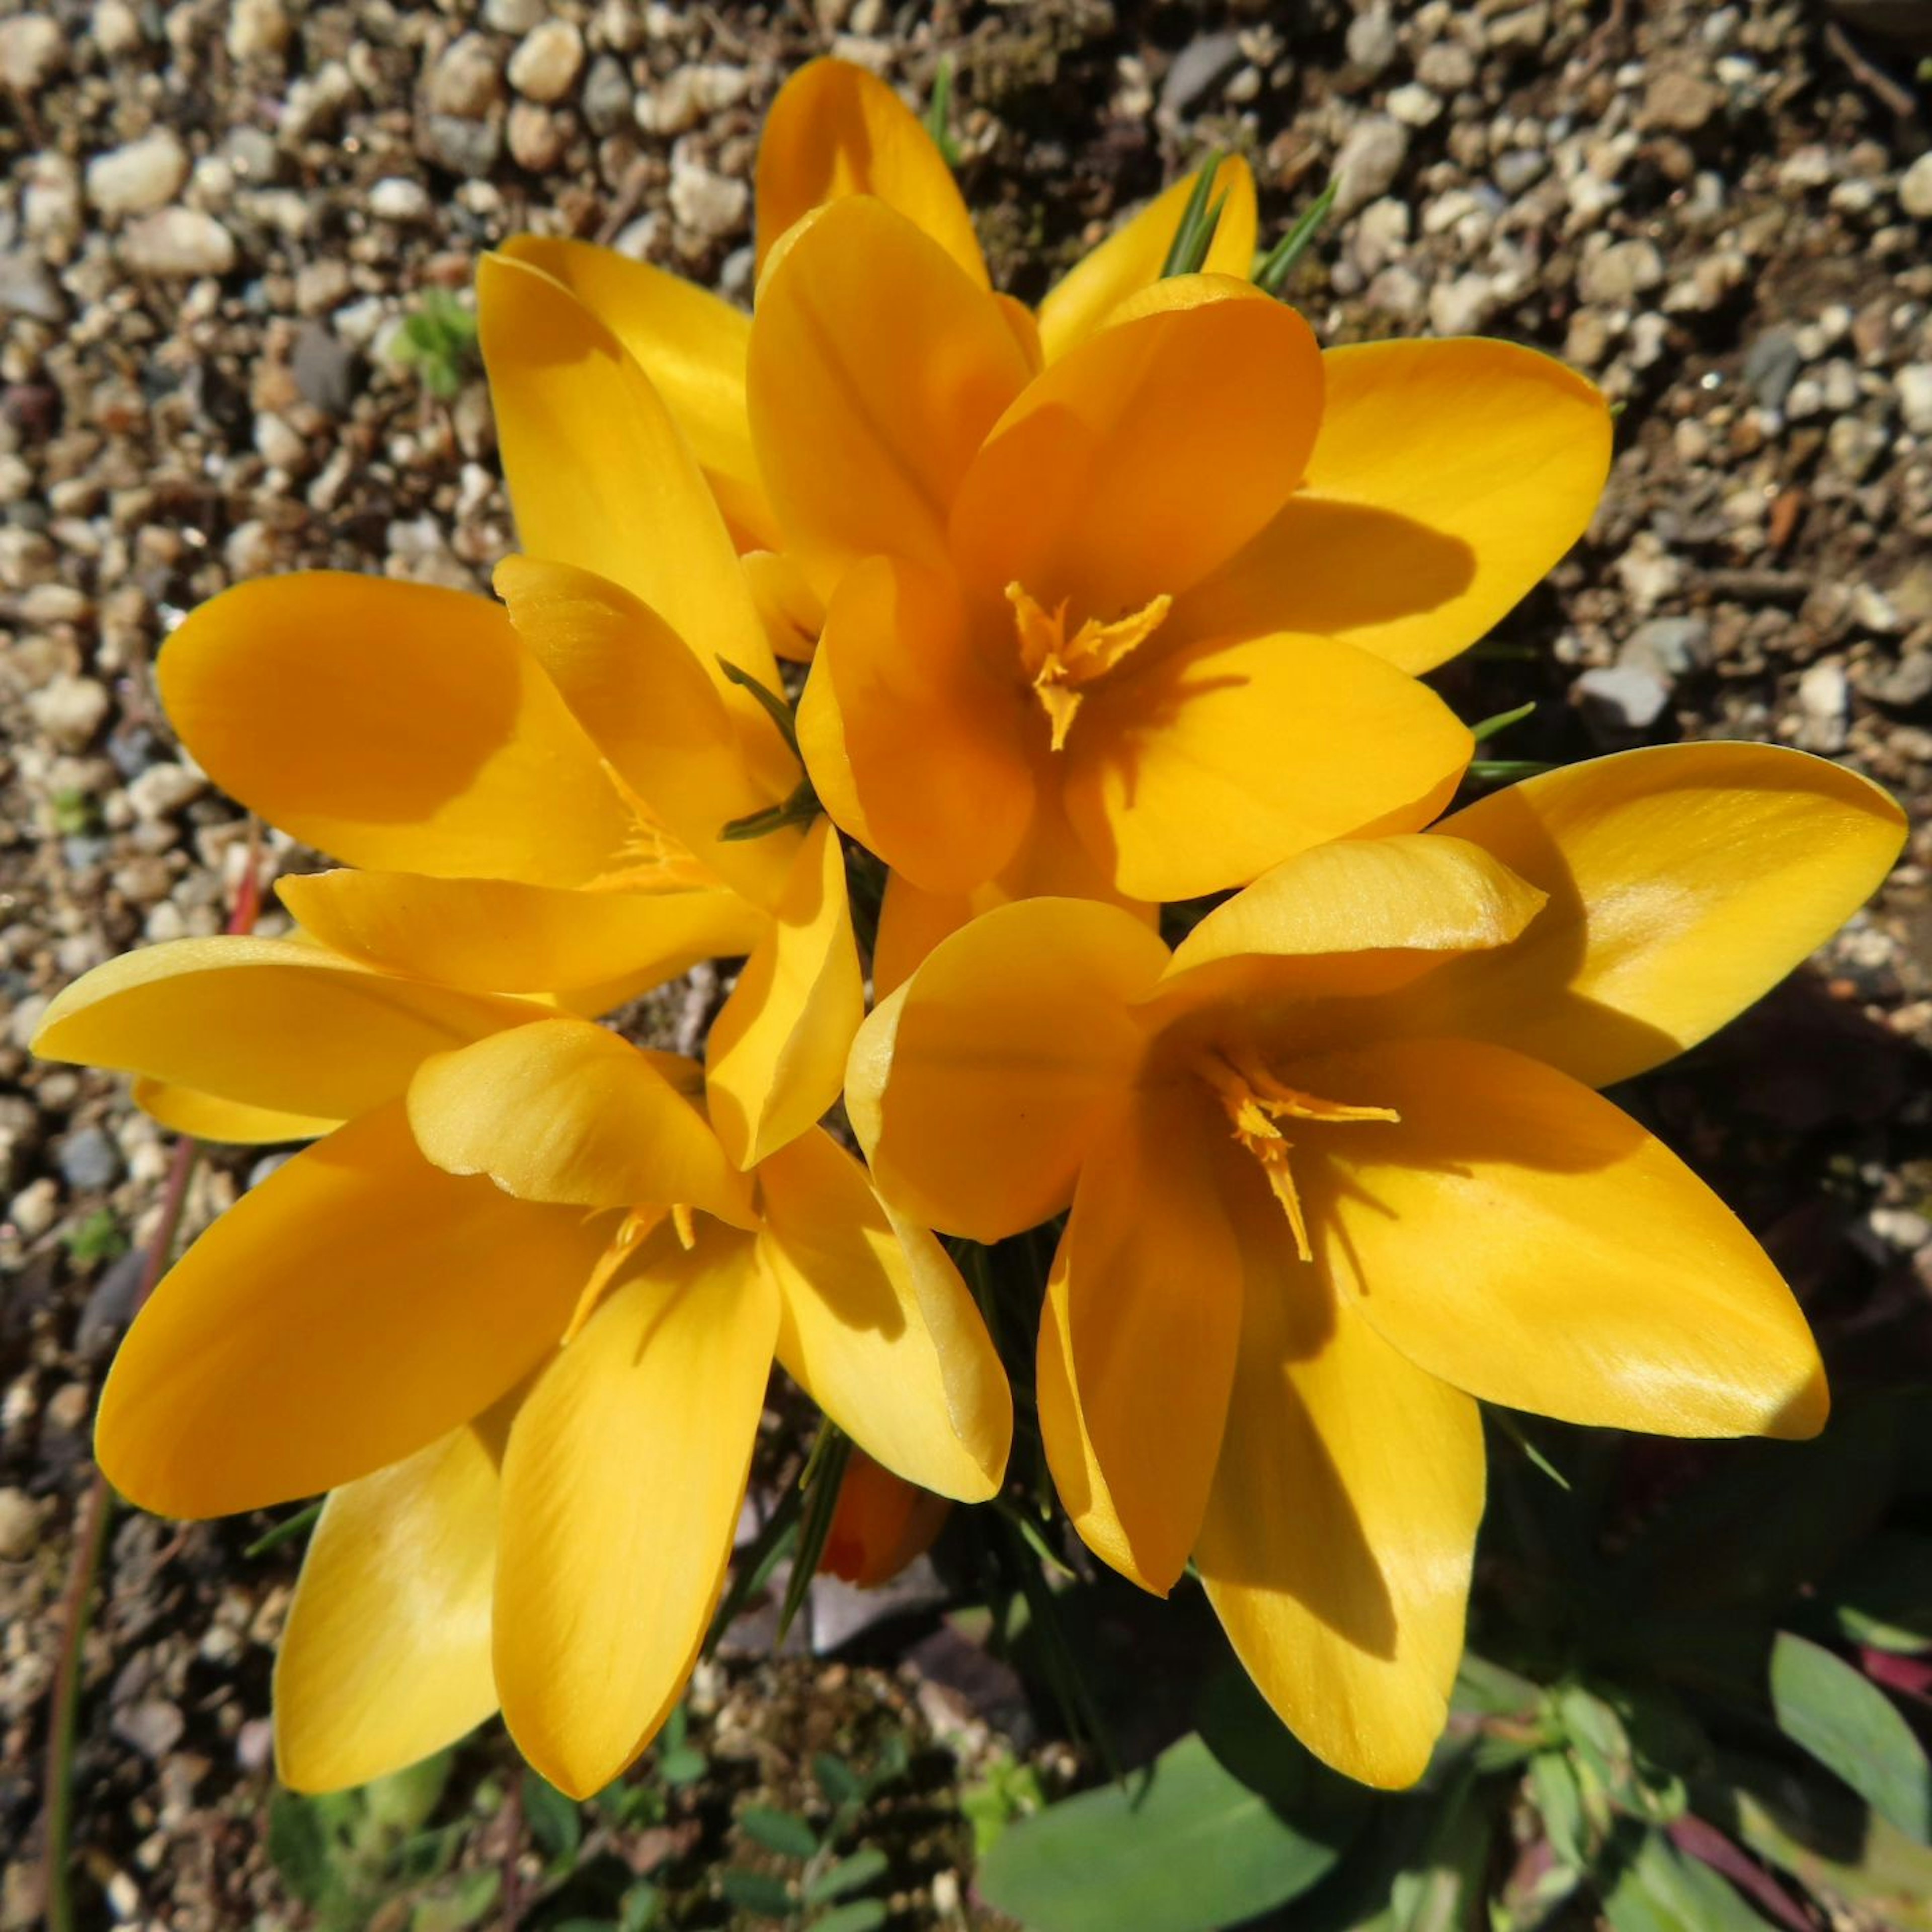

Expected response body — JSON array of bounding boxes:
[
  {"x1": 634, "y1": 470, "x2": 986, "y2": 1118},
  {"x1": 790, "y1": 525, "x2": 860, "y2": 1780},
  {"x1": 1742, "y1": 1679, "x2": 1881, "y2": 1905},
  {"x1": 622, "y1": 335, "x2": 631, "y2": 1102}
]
[{"x1": 1007, "y1": 582, "x2": 1172, "y2": 751}]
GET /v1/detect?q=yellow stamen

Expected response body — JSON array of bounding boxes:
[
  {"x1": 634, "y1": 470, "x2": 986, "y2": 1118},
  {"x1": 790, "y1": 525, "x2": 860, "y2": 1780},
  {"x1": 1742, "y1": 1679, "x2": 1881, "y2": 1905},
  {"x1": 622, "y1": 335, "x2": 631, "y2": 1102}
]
[
  {"x1": 561, "y1": 1206, "x2": 663, "y2": 1344},
  {"x1": 1199, "y1": 1054, "x2": 1399, "y2": 1263},
  {"x1": 588, "y1": 760, "x2": 713, "y2": 893},
  {"x1": 671, "y1": 1201, "x2": 697, "y2": 1251},
  {"x1": 1007, "y1": 582, "x2": 1172, "y2": 751}
]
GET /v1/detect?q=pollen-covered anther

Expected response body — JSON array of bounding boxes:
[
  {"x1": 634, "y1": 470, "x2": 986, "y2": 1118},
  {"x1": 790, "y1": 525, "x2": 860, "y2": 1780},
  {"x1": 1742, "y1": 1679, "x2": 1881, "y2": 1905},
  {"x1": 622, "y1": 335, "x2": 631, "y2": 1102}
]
[
  {"x1": 1006, "y1": 582, "x2": 1172, "y2": 751},
  {"x1": 1199, "y1": 1054, "x2": 1400, "y2": 1263},
  {"x1": 561, "y1": 1204, "x2": 665, "y2": 1344}
]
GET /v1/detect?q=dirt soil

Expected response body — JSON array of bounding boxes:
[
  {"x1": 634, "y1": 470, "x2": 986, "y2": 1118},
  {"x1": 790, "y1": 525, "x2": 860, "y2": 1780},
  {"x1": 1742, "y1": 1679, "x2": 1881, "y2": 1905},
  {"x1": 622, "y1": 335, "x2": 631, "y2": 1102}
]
[{"x1": 2, "y1": 0, "x2": 1930, "y2": 1926}]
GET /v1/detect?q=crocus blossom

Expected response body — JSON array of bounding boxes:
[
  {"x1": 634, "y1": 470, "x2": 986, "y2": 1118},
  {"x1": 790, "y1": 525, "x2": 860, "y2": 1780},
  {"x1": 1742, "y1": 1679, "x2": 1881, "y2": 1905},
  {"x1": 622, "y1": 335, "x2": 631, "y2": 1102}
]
[{"x1": 845, "y1": 742, "x2": 1906, "y2": 1787}]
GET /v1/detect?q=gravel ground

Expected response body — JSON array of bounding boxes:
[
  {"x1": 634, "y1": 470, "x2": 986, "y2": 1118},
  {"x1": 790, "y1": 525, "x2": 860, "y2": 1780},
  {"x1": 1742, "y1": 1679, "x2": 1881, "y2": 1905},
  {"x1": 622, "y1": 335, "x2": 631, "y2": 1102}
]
[{"x1": 3, "y1": 0, "x2": 1930, "y2": 1925}]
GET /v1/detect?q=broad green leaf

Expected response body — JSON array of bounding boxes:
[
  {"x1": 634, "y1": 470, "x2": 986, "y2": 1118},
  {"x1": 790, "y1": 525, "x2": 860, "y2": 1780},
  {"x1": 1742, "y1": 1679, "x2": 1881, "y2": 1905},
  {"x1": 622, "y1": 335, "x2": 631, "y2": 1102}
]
[
  {"x1": 267, "y1": 1793, "x2": 337, "y2": 1909},
  {"x1": 1387, "y1": 1768, "x2": 1498, "y2": 1932},
  {"x1": 410, "y1": 1866, "x2": 500, "y2": 1932},
  {"x1": 813, "y1": 1752, "x2": 865, "y2": 1807},
  {"x1": 978, "y1": 1733, "x2": 1357, "y2": 1932},
  {"x1": 1528, "y1": 1753, "x2": 1589, "y2": 1869},
  {"x1": 720, "y1": 1866, "x2": 795, "y2": 1917},
  {"x1": 1825, "y1": 1532, "x2": 1932, "y2": 1654},
  {"x1": 1599, "y1": 1829, "x2": 1773, "y2": 1932},
  {"x1": 618, "y1": 1882, "x2": 660, "y2": 1932},
  {"x1": 810, "y1": 1903, "x2": 889, "y2": 1932},
  {"x1": 363, "y1": 1753, "x2": 452, "y2": 1836},
  {"x1": 805, "y1": 1848, "x2": 888, "y2": 1905},
  {"x1": 658, "y1": 1745, "x2": 706, "y2": 1788},
  {"x1": 1769, "y1": 1632, "x2": 1932, "y2": 1844},
  {"x1": 740, "y1": 1805, "x2": 820, "y2": 1861},
  {"x1": 522, "y1": 1768, "x2": 582, "y2": 1866}
]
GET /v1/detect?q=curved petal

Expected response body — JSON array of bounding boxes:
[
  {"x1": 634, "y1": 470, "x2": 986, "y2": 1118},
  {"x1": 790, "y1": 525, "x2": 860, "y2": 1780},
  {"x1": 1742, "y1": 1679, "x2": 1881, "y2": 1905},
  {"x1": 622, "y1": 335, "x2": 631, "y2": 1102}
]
[
  {"x1": 756, "y1": 58, "x2": 988, "y2": 286},
  {"x1": 408, "y1": 1017, "x2": 751, "y2": 1223},
  {"x1": 476, "y1": 254, "x2": 781, "y2": 716},
  {"x1": 1405, "y1": 744, "x2": 1910, "y2": 1087},
  {"x1": 744, "y1": 548, "x2": 825, "y2": 664},
  {"x1": 704, "y1": 816, "x2": 863, "y2": 1170},
  {"x1": 797, "y1": 558, "x2": 1035, "y2": 894},
  {"x1": 1197, "y1": 1154, "x2": 1484, "y2": 1790},
  {"x1": 822, "y1": 1450, "x2": 951, "y2": 1587},
  {"x1": 34, "y1": 936, "x2": 543, "y2": 1121},
  {"x1": 158, "y1": 575, "x2": 630, "y2": 887},
  {"x1": 1296, "y1": 1037, "x2": 1828, "y2": 1439},
  {"x1": 1175, "y1": 340, "x2": 1612, "y2": 674},
  {"x1": 498, "y1": 234, "x2": 776, "y2": 550},
  {"x1": 846, "y1": 897, "x2": 1165, "y2": 1243},
  {"x1": 134, "y1": 1077, "x2": 337, "y2": 1146},
  {"x1": 495, "y1": 555, "x2": 800, "y2": 904},
  {"x1": 280, "y1": 869, "x2": 767, "y2": 999},
  {"x1": 950, "y1": 279, "x2": 1319, "y2": 616},
  {"x1": 96, "y1": 1104, "x2": 610, "y2": 1518},
  {"x1": 1037, "y1": 1087, "x2": 1243, "y2": 1593},
  {"x1": 495, "y1": 1223, "x2": 776, "y2": 1798},
  {"x1": 758, "y1": 1126, "x2": 1009, "y2": 1501},
  {"x1": 1036, "y1": 156, "x2": 1258, "y2": 363},
  {"x1": 1063, "y1": 630, "x2": 1472, "y2": 903},
  {"x1": 746, "y1": 198, "x2": 1033, "y2": 594},
  {"x1": 275, "y1": 1410, "x2": 507, "y2": 1793}
]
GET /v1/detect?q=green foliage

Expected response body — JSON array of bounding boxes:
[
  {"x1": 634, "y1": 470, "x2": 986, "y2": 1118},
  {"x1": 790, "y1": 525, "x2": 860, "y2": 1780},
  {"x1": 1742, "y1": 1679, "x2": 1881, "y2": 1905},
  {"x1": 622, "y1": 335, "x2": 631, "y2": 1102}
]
[
  {"x1": 1254, "y1": 178, "x2": 1338, "y2": 296},
  {"x1": 960, "y1": 1749, "x2": 1046, "y2": 1857},
  {"x1": 61, "y1": 1207, "x2": 128, "y2": 1265},
  {"x1": 50, "y1": 785, "x2": 102, "y2": 836},
  {"x1": 1823, "y1": 1531, "x2": 1932, "y2": 1654},
  {"x1": 924, "y1": 54, "x2": 959, "y2": 168},
  {"x1": 388, "y1": 288, "x2": 480, "y2": 400},
  {"x1": 1161, "y1": 155, "x2": 1231, "y2": 278}
]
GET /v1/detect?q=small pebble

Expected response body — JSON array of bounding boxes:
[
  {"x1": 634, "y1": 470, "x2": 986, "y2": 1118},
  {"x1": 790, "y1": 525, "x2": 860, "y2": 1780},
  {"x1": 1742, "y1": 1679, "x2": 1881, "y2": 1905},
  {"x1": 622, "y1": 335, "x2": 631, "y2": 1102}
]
[
  {"x1": 58, "y1": 1125, "x2": 125, "y2": 1192},
  {"x1": 0, "y1": 1487, "x2": 39, "y2": 1561},
  {"x1": 121, "y1": 208, "x2": 237, "y2": 277},
  {"x1": 508, "y1": 21, "x2": 586, "y2": 104},
  {"x1": 86, "y1": 132, "x2": 191, "y2": 217}
]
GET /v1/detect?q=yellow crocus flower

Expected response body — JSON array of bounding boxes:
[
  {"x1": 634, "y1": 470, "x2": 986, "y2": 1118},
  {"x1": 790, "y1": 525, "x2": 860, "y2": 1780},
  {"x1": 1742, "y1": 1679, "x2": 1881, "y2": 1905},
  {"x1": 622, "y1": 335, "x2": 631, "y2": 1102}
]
[{"x1": 843, "y1": 741, "x2": 1906, "y2": 1789}]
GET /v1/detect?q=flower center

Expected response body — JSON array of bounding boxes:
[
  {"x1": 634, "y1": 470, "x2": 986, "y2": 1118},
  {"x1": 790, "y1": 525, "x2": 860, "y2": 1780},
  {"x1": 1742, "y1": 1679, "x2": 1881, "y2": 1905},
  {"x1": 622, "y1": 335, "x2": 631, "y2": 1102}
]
[
  {"x1": 589, "y1": 761, "x2": 713, "y2": 893},
  {"x1": 1198, "y1": 1053, "x2": 1400, "y2": 1263},
  {"x1": 1007, "y1": 581, "x2": 1172, "y2": 751},
  {"x1": 561, "y1": 1201, "x2": 699, "y2": 1344}
]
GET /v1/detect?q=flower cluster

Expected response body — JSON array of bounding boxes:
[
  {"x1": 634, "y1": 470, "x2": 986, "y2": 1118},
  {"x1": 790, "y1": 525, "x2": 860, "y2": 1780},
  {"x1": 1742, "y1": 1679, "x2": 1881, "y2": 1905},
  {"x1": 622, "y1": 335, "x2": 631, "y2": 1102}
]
[{"x1": 37, "y1": 59, "x2": 1905, "y2": 1800}]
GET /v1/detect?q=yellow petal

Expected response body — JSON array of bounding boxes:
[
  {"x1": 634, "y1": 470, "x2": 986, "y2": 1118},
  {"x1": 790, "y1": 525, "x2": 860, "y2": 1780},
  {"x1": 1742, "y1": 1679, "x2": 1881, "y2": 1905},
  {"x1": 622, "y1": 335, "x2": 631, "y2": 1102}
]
[
  {"x1": 408, "y1": 1017, "x2": 752, "y2": 1223},
  {"x1": 759, "y1": 1126, "x2": 1009, "y2": 1500},
  {"x1": 475, "y1": 254, "x2": 783, "y2": 718},
  {"x1": 755, "y1": 57, "x2": 988, "y2": 286},
  {"x1": 747, "y1": 198, "x2": 1033, "y2": 595},
  {"x1": 1035, "y1": 156, "x2": 1258, "y2": 363},
  {"x1": 495, "y1": 1223, "x2": 776, "y2": 1798},
  {"x1": 34, "y1": 935, "x2": 543, "y2": 1120},
  {"x1": 494, "y1": 554, "x2": 800, "y2": 902},
  {"x1": 159, "y1": 574, "x2": 630, "y2": 887},
  {"x1": 275, "y1": 1410, "x2": 507, "y2": 1793},
  {"x1": 1296, "y1": 1036, "x2": 1828, "y2": 1439},
  {"x1": 797, "y1": 558, "x2": 1035, "y2": 894},
  {"x1": 498, "y1": 234, "x2": 777, "y2": 550},
  {"x1": 1175, "y1": 340, "x2": 1612, "y2": 674},
  {"x1": 1197, "y1": 1156, "x2": 1484, "y2": 1790},
  {"x1": 279, "y1": 869, "x2": 767, "y2": 998},
  {"x1": 1036, "y1": 1088, "x2": 1242, "y2": 1593},
  {"x1": 1062, "y1": 629, "x2": 1472, "y2": 902},
  {"x1": 96, "y1": 1104, "x2": 609, "y2": 1518},
  {"x1": 950, "y1": 279, "x2": 1319, "y2": 617},
  {"x1": 1405, "y1": 743, "x2": 1910, "y2": 1087},
  {"x1": 846, "y1": 897, "x2": 1165, "y2": 1243},
  {"x1": 133, "y1": 1077, "x2": 337, "y2": 1145},
  {"x1": 705, "y1": 817, "x2": 863, "y2": 1170},
  {"x1": 743, "y1": 548, "x2": 824, "y2": 664}
]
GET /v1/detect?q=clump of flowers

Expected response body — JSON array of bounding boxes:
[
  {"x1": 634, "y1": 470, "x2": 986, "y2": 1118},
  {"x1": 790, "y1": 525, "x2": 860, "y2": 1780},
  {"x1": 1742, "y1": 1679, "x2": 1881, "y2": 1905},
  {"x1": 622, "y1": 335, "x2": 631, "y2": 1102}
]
[{"x1": 37, "y1": 55, "x2": 1905, "y2": 1807}]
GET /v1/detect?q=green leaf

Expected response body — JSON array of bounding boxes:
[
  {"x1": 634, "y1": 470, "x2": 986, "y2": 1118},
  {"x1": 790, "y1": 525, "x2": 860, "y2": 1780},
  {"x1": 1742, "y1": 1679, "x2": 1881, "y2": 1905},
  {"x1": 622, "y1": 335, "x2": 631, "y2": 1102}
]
[
  {"x1": 1468, "y1": 698, "x2": 1538, "y2": 744},
  {"x1": 1387, "y1": 1768, "x2": 1498, "y2": 1932},
  {"x1": 978, "y1": 1733, "x2": 1358, "y2": 1932},
  {"x1": 813, "y1": 1752, "x2": 865, "y2": 1807},
  {"x1": 1769, "y1": 1631, "x2": 1932, "y2": 1843},
  {"x1": 720, "y1": 1866, "x2": 795, "y2": 1917},
  {"x1": 1528, "y1": 1752, "x2": 1589, "y2": 1869},
  {"x1": 924, "y1": 53, "x2": 958, "y2": 168},
  {"x1": 1826, "y1": 1532, "x2": 1932, "y2": 1654},
  {"x1": 1161, "y1": 154, "x2": 1229, "y2": 278},
  {"x1": 741, "y1": 1805, "x2": 820, "y2": 1861},
  {"x1": 618, "y1": 1881, "x2": 661, "y2": 1932},
  {"x1": 1467, "y1": 758, "x2": 1557, "y2": 783},
  {"x1": 805, "y1": 1847, "x2": 888, "y2": 1905},
  {"x1": 657, "y1": 1745, "x2": 706, "y2": 1788},
  {"x1": 410, "y1": 1867, "x2": 501, "y2": 1932},
  {"x1": 267, "y1": 1792, "x2": 337, "y2": 1908},
  {"x1": 810, "y1": 1903, "x2": 888, "y2": 1932},
  {"x1": 244, "y1": 1499, "x2": 324, "y2": 1560},
  {"x1": 1599, "y1": 1829, "x2": 1774, "y2": 1932},
  {"x1": 779, "y1": 1420, "x2": 851, "y2": 1641},
  {"x1": 362, "y1": 1753, "x2": 452, "y2": 1837},
  {"x1": 1254, "y1": 178, "x2": 1337, "y2": 296},
  {"x1": 522, "y1": 1768, "x2": 582, "y2": 1865}
]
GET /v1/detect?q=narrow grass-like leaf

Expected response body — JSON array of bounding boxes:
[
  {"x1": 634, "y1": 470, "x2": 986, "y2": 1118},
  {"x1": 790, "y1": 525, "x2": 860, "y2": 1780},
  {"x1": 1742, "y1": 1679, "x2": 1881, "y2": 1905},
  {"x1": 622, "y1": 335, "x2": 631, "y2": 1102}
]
[
  {"x1": 1469, "y1": 698, "x2": 1538, "y2": 744},
  {"x1": 1161, "y1": 154, "x2": 1228, "y2": 278},
  {"x1": 1255, "y1": 179, "x2": 1337, "y2": 296}
]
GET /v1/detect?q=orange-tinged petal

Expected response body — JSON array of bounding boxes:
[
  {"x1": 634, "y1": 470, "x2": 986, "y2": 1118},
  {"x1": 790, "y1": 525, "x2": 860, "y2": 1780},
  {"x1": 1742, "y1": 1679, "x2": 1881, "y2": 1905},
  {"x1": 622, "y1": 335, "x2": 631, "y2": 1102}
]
[
  {"x1": 743, "y1": 548, "x2": 824, "y2": 664},
  {"x1": 821, "y1": 1450, "x2": 951, "y2": 1587},
  {"x1": 846, "y1": 897, "x2": 1165, "y2": 1243},
  {"x1": 498, "y1": 234, "x2": 777, "y2": 550},
  {"x1": 1295, "y1": 1036, "x2": 1828, "y2": 1439},
  {"x1": 159, "y1": 575, "x2": 630, "y2": 887},
  {"x1": 279, "y1": 869, "x2": 767, "y2": 999},
  {"x1": 755, "y1": 58, "x2": 988, "y2": 287},
  {"x1": 747, "y1": 198, "x2": 1033, "y2": 595},
  {"x1": 407, "y1": 1017, "x2": 751, "y2": 1224},
  {"x1": 950, "y1": 279, "x2": 1319, "y2": 616},
  {"x1": 133, "y1": 1077, "x2": 337, "y2": 1145},
  {"x1": 34, "y1": 936, "x2": 543, "y2": 1121},
  {"x1": 495, "y1": 555, "x2": 799, "y2": 902},
  {"x1": 1036, "y1": 1087, "x2": 1242, "y2": 1593},
  {"x1": 275, "y1": 1409, "x2": 508, "y2": 1792},
  {"x1": 797, "y1": 558, "x2": 1034, "y2": 894},
  {"x1": 1197, "y1": 1155, "x2": 1484, "y2": 1790},
  {"x1": 705, "y1": 817, "x2": 863, "y2": 1171},
  {"x1": 1035, "y1": 156, "x2": 1258, "y2": 363},
  {"x1": 1405, "y1": 743, "x2": 1910, "y2": 1087},
  {"x1": 495, "y1": 1222, "x2": 776, "y2": 1798},
  {"x1": 476, "y1": 254, "x2": 782, "y2": 717},
  {"x1": 759, "y1": 1126, "x2": 1009, "y2": 1501},
  {"x1": 96, "y1": 1103, "x2": 610, "y2": 1518},
  {"x1": 1174, "y1": 340, "x2": 1611, "y2": 674},
  {"x1": 1062, "y1": 629, "x2": 1472, "y2": 902}
]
